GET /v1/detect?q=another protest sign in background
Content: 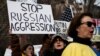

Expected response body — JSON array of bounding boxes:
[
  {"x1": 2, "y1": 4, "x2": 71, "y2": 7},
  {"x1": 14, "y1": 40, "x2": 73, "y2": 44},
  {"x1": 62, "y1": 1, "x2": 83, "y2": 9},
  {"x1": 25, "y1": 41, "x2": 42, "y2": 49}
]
[
  {"x1": 54, "y1": 20, "x2": 70, "y2": 34},
  {"x1": 92, "y1": 19, "x2": 100, "y2": 42}
]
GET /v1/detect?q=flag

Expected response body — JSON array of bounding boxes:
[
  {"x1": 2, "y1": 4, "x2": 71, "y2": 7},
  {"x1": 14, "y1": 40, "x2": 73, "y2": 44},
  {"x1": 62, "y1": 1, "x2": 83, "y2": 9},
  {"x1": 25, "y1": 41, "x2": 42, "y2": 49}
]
[{"x1": 60, "y1": 7, "x2": 72, "y2": 22}]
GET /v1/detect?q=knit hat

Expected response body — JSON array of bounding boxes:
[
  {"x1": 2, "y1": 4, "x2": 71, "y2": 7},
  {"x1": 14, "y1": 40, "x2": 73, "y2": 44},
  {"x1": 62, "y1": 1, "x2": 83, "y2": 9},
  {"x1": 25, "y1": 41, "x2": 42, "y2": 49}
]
[
  {"x1": 50, "y1": 34, "x2": 69, "y2": 48},
  {"x1": 51, "y1": 34, "x2": 67, "y2": 41}
]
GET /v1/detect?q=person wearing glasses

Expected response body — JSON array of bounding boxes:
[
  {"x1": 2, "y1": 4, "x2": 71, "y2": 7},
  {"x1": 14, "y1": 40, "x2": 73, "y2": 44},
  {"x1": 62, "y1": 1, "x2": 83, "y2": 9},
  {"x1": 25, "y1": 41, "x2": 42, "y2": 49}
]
[{"x1": 62, "y1": 13, "x2": 97, "y2": 56}]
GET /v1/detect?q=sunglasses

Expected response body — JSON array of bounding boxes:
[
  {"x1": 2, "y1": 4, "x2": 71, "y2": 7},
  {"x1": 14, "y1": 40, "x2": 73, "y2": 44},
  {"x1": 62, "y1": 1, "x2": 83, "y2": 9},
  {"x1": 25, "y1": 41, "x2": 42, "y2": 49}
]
[{"x1": 81, "y1": 21, "x2": 96, "y2": 27}]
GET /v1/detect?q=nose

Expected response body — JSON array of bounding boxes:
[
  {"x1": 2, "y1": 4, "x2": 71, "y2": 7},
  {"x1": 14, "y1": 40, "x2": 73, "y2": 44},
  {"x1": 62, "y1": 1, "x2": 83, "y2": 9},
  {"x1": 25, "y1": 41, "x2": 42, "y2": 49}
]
[
  {"x1": 57, "y1": 40, "x2": 60, "y2": 43},
  {"x1": 91, "y1": 24, "x2": 95, "y2": 30}
]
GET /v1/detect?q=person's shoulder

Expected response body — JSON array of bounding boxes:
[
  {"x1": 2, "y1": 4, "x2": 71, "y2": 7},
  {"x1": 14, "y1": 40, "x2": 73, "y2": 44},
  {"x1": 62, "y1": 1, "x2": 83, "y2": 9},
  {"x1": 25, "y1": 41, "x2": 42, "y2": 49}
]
[
  {"x1": 66, "y1": 42, "x2": 88, "y2": 49},
  {"x1": 68, "y1": 42, "x2": 81, "y2": 46},
  {"x1": 22, "y1": 53, "x2": 25, "y2": 56},
  {"x1": 63, "y1": 42, "x2": 79, "y2": 49},
  {"x1": 62, "y1": 43, "x2": 83, "y2": 56}
]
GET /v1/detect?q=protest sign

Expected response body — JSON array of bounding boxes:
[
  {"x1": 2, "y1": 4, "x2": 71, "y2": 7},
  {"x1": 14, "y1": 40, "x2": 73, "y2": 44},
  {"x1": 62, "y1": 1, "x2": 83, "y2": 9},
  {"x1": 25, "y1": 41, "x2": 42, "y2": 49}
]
[
  {"x1": 92, "y1": 19, "x2": 100, "y2": 41},
  {"x1": 16, "y1": 0, "x2": 37, "y2": 4},
  {"x1": 54, "y1": 20, "x2": 70, "y2": 34},
  {"x1": 7, "y1": 1, "x2": 56, "y2": 34}
]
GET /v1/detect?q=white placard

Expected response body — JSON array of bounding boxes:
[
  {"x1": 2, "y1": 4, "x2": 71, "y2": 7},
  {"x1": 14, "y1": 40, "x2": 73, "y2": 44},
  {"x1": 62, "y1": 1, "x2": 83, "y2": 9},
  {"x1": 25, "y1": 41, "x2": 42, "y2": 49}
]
[
  {"x1": 54, "y1": 20, "x2": 70, "y2": 34},
  {"x1": 7, "y1": 1, "x2": 56, "y2": 34},
  {"x1": 92, "y1": 19, "x2": 100, "y2": 42},
  {"x1": 33, "y1": 45, "x2": 42, "y2": 56},
  {"x1": 16, "y1": 0, "x2": 37, "y2": 4}
]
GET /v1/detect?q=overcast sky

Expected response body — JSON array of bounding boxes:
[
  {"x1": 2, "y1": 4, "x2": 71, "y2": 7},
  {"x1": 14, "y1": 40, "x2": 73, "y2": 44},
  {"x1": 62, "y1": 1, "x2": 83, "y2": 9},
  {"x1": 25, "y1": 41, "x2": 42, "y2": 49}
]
[
  {"x1": 76, "y1": 0, "x2": 100, "y2": 6},
  {"x1": 94, "y1": 0, "x2": 100, "y2": 6}
]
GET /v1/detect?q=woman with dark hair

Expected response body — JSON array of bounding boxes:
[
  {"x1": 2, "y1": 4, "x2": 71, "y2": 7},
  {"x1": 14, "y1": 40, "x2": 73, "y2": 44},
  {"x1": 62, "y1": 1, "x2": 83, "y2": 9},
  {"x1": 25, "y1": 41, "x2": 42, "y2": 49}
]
[
  {"x1": 62, "y1": 13, "x2": 96, "y2": 56},
  {"x1": 44, "y1": 35, "x2": 68, "y2": 56},
  {"x1": 21, "y1": 44, "x2": 35, "y2": 56}
]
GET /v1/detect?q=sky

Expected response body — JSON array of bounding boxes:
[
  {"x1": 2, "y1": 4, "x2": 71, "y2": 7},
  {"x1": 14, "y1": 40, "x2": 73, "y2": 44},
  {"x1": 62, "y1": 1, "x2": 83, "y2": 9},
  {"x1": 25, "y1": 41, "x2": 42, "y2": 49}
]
[
  {"x1": 94, "y1": 0, "x2": 100, "y2": 6},
  {"x1": 75, "y1": 0, "x2": 100, "y2": 6}
]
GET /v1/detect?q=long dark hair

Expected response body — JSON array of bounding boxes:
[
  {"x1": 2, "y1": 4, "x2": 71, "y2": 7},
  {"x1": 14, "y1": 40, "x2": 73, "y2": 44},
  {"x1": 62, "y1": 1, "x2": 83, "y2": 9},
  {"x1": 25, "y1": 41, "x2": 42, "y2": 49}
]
[
  {"x1": 50, "y1": 36, "x2": 68, "y2": 49},
  {"x1": 68, "y1": 13, "x2": 93, "y2": 38},
  {"x1": 21, "y1": 43, "x2": 35, "y2": 56},
  {"x1": 39, "y1": 34, "x2": 51, "y2": 56}
]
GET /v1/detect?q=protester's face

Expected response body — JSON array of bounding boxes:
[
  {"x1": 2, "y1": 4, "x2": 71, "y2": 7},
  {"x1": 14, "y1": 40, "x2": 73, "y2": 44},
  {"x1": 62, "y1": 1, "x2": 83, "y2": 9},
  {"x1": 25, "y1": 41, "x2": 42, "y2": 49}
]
[
  {"x1": 24, "y1": 46, "x2": 33, "y2": 56},
  {"x1": 76, "y1": 16, "x2": 96, "y2": 38},
  {"x1": 54, "y1": 38, "x2": 65, "y2": 50}
]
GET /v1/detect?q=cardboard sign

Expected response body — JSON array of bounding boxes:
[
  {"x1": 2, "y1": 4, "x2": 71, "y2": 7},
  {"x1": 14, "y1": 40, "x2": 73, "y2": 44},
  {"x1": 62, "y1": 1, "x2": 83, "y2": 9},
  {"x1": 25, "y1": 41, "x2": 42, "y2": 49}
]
[
  {"x1": 54, "y1": 20, "x2": 70, "y2": 34},
  {"x1": 33, "y1": 45, "x2": 42, "y2": 56},
  {"x1": 7, "y1": 1, "x2": 56, "y2": 34},
  {"x1": 92, "y1": 19, "x2": 100, "y2": 41}
]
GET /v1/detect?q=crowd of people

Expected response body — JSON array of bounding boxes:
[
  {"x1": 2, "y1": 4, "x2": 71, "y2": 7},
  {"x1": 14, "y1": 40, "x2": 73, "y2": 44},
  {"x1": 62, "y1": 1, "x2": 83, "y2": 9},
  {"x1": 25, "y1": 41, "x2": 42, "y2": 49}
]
[
  {"x1": 4, "y1": 13, "x2": 100, "y2": 56},
  {"x1": 38, "y1": 13, "x2": 100, "y2": 56}
]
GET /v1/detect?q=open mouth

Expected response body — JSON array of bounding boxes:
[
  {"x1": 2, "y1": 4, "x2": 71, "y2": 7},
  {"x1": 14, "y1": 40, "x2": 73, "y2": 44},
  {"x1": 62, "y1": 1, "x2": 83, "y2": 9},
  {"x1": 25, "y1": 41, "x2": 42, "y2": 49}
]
[
  {"x1": 90, "y1": 31, "x2": 94, "y2": 35},
  {"x1": 90, "y1": 31, "x2": 93, "y2": 33},
  {"x1": 57, "y1": 45, "x2": 61, "y2": 47}
]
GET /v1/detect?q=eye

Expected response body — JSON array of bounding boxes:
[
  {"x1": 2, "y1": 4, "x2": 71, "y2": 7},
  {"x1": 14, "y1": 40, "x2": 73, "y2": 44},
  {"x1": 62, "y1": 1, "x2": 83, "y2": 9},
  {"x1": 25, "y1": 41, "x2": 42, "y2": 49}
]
[{"x1": 81, "y1": 21, "x2": 96, "y2": 27}]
